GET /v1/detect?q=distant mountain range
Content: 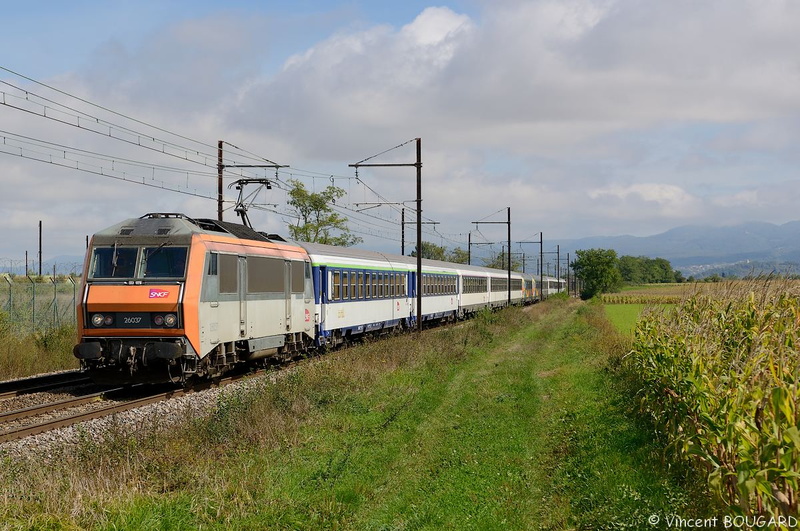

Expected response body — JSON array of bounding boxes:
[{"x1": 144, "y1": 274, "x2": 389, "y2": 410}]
[{"x1": 557, "y1": 221, "x2": 800, "y2": 278}]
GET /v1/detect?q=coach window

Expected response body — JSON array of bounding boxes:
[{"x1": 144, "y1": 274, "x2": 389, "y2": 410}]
[
  {"x1": 247, "y1": 256, "x2": 283, "y2": 293},
  {"x1": 206, "y1": 252, "x2": 218, "y2": 276},
  {"x1": 349, "y1": 271, "x2": 355, "y2": 299},
  {"x1": 332, "y1": 271, "x2": 341, "y2": 301},
  {"x1": 219, "y1": 254, "x2": 238, "y2": 294},
  {"x1": 343, "y1": 272, "x2": 350, "y2": 300},
  {"x1": 291, "y1": 261, "x2": 305, "y2": 293},
  {"x1": 358, "y1": 272, "x2": 364, "y2": 299}
]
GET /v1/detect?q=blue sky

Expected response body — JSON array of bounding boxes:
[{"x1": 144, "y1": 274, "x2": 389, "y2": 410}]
[{"x1": 2, "y1": 0, "x2": 800, "y2": 268}]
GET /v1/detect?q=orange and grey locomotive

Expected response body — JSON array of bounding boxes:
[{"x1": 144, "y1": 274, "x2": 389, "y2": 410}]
[{"x1": 73, "y1": 213, "x2": 314, "y2": 384}]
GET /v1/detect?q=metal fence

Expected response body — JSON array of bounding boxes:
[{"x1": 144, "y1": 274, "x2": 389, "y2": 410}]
[{"x1": 1, "y1": 275, "x2": 80, "y2": 333}]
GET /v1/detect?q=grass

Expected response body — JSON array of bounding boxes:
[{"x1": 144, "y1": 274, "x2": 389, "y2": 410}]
[
  {"x1": 0, "y1": 323, "x2": 78, "y2": 379},
  {"x1": 603, "y1": 304, "x2": 647, "y2": 335},
  {"x1": 0, "y1": 301, "x2": 713, "y2": 529}
]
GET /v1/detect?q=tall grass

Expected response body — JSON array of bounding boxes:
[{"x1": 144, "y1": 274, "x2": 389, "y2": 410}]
[
  {"x1": 626, "y1": 279, "x2": 800, "y2": 517},
  {"x1": 0, "y1": 310, "x2": 78, "y2": 378}
]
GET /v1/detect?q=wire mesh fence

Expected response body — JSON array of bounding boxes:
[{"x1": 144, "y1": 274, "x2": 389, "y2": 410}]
[{"x1": 1, "y1": 275, "x2": 80, "y2": 334}]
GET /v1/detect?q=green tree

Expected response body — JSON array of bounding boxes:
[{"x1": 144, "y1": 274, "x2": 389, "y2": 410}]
[
  {"x1": 618, "y1": 255, "x2": 644, "y2": 284},
  {"x1": 446, "y1": 247, "x2": 470, "y2": 265},
  {"x1": 571, "y1": 248, "x2": 623, "y2": 299},
  {"x1": 286, "y1": 179, "x2": 362, "y2": 246},
  {"x1": 481, "y1": 252, "x2": 522, "y2": 271},
  {"x1": 410, "y1": 241, "x2": 447, "y2": 261}
]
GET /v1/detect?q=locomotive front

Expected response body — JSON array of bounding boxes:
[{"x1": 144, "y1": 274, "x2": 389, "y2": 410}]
[{"x1": 73, "y1": 214, "x2": 199, "y2": 384}]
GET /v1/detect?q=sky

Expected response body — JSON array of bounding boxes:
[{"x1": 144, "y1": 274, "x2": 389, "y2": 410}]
[{"x1": 2, "y1": 0, "x2": 800, "y2": 271}]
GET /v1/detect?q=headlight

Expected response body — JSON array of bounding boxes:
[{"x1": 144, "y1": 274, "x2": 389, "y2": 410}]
[
  {"x1": 104, "y1": 315, "x2": 114, "y2": 326},
  {"x1": 91, "y1": 314, "x2": 105, "y2": 327},
  {"x1": 153, "y1": 315, "x2": 164, "y2": 326},
  {"x1": 163, "y1": 314, "x2": 177, "y2": 328}
]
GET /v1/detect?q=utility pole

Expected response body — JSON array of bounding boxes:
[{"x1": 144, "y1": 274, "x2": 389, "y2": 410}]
[
  {"x1": 38, "y1": 220, "x2": 42, "y2": 277},
  {"x1": 472, "y1": 207, "x2": 511, "y2": 305},
  {"x1": 217, "y1": 141, "x2": 224, "y2": 221},
  {"x1": 517, "y1": 232, "x2": 544, "y2": 296},
  {"x1": 401, "y1": 211, "x2": 438, "y2": 256},
  {"x1": 350, "y1": 138, "x2": 423, "y2": 332},
  {"x1": 218, "y1": 140, "x2": 287, "y2": 223}
]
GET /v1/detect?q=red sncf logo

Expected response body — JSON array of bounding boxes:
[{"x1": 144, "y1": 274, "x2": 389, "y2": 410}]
[{"x1": 149, "y1": 289, "x2": 170, "y2": 299}]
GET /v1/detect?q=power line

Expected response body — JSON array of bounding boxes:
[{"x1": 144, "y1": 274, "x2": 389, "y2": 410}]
[{"x1": 0, "y1": 136, "x2": 216, "y2": 200}]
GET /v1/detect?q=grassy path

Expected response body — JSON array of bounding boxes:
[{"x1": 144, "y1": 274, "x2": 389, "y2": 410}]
[{"x1": 1, "y1": 301, "x2": 710, "y2": 529}]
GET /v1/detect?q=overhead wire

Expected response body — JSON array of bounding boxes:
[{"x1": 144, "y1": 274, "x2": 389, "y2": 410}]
[{"x1": 0, "y1": 68, "x2": 470, "y2": 249}]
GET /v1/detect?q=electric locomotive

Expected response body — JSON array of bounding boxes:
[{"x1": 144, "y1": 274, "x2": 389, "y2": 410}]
[{"x1": 73, "y1": 213, "x2": 315, "y2": 384}]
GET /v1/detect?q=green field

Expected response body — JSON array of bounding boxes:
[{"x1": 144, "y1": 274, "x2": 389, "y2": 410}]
[
  {"x1": 0, "y1": 301, "x2": 712, "y2": 529},
  {"x1": 603, "y1": 303, "x2": 647, "y2": 335}
]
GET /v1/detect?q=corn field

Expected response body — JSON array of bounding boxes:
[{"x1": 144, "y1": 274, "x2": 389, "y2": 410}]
[{"x1": 627, "y1": 280, "x2": 800, "y2": 518}]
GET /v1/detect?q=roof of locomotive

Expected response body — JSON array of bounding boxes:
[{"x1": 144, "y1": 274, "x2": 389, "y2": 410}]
[{"x1": 90, "y1": 213, "x2": 286, "y2": 245}]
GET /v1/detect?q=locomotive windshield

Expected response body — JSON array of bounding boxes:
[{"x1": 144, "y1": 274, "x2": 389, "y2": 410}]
[
  {"x1": 90, "y1": 247, "x2": 138, "y2": 278},
  {"x1": 142, "y1": 246, "x2": 187, "y2": 278},
  {"x1": 89, "y1": 245, "x2": 188, "y2": 279}
]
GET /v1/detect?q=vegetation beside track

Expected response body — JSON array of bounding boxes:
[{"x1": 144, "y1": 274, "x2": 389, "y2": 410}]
[
  {"x1": 0, "y1": 321, "x2": 78, "y2": 379},
  {"x1": 0, "y1": 300, "x2": 712, "y2": 529},
  {"x1": 626, "y1": 280, "x2": 800, "y2": 519}
]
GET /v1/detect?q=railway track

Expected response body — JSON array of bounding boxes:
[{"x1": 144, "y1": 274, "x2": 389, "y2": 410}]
[
  {"x1": 0, "y1": 373, "x2": 249, "y2": 444},
  {"x1": 0, "y1": 371, "x2": 92, "y2": 400}
]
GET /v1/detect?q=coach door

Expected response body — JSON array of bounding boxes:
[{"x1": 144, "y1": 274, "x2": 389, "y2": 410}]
[
  {"x1": 284, "y1": 260, "x2": 292, "y2": 331},
  {"x1": 238, "y1": 256, "x2": 247, "y2": 337}
]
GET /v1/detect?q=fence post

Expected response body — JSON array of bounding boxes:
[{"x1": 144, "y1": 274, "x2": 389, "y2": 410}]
[
  {"x1": 3, "y1": 275, "x2": 11, "y2": 316},
  {"x1": 50, "y1": 275, "x2": 59, "y2": 327},
  {"x1": 68, "y1": 276, "x2": 77, "y2": 326},
  {"x1": 27, "y1": 274, "x2": 35, "y2": 331}
]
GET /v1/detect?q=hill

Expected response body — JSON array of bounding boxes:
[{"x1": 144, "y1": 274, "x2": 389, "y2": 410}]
[{"x1": 557, "y1": 221, "x2": 800, "y2": 277}]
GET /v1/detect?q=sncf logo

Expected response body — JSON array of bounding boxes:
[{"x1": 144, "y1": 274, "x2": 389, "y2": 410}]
[{"x1": 149, "y1": 289, "x2": 170, "y2": 299}]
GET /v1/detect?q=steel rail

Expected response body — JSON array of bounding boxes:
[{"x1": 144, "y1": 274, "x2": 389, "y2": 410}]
[
  {"x1": 0, "y1": 390, "x2": 116, "y2": 423},
  {"x1": 0, "y1": 373, "x2": 248, "y2": 444},
  {"x1": 0, "y1": 371, "x2": 91, "y2": 400}
]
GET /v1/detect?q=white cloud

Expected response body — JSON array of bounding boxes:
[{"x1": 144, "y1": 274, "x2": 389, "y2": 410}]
[
  {"x1": 4, "y1": 0, "x2": 800, "y2": 260},
  {"x1": 588, "y1": 183, "x2": 703, "y2": 218}
]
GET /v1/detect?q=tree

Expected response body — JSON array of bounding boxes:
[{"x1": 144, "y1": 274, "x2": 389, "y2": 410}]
[
  {"x1": 571, "y1": 248, "x2": 623, "y2": 299},
  {"x1": 481, "y1": 251, "x2": 522, "y2": 271},
  {"x1": 446, "y1": 247, "x2": 470, "y2": 265},
  {"x1": 286, "y1": 179, "x2": 362, "y2": 246},
  {"x1": 617, "y1": 255, "x2": 682, "y2": 284},
  {"x1": 410, "y1": 241, "x2": 447, "y2": 261},
  {"x1": 618, "y1": 255, "x2": 644, "y2": 284}
]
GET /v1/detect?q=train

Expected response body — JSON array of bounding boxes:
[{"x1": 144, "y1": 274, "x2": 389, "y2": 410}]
[{"x1": 73, "y1": 213, "x2": 566, "y2": 384}]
